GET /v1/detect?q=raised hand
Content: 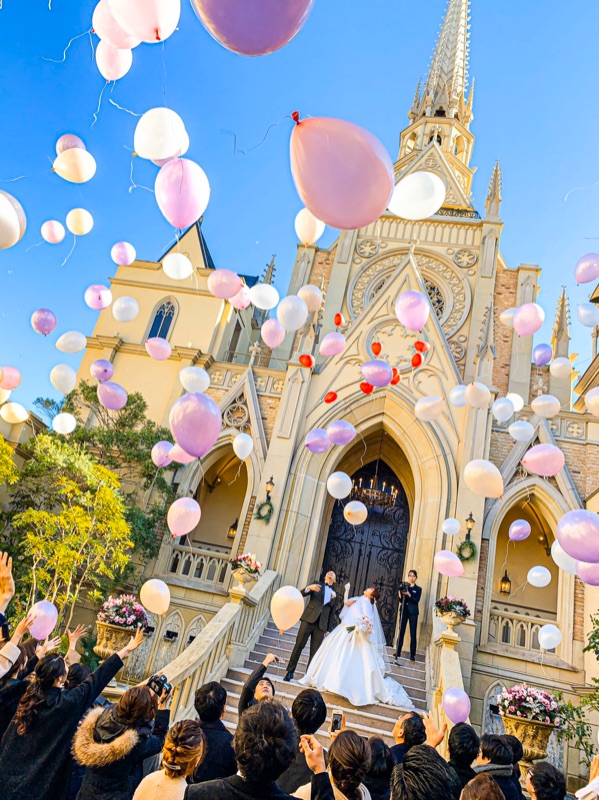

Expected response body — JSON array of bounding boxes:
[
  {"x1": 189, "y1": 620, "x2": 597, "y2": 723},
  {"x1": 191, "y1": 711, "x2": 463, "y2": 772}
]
[
  {"x1": 0, "y1": 552, "x2": 15, "y2": 613},
  {"x1": 37, "y1": 635, "x2": 62, "y2": 657},
  {"x1": 306, "y1": 584, "x2": 321, "y2": 593},
  {"x1": 263, "y1": 652, "x2": 283, "y2": 667},
  {"x1": 67, "y1": 624, "x2": 87, "y2": 649},
  {"x1": 117, "y1": 627, "x2": 144, "y2": 660},
  {"x1": 299, "y1": 735, "x2": 327, "y2": 775},
  {"x1": 10, "y1": 611, "x2": 35, "y2": 644},
  {"x1": 327, "y1": 712, "x2": 346, "y2": 741},
  {"x1": 423, "y1": 711, "x2": 447, "y2": 747}
]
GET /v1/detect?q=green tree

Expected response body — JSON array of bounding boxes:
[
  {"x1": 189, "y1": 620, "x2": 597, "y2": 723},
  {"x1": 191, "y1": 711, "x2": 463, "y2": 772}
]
[{"x1": 0, "y1": 434, "x2": 18, "y2": 488}]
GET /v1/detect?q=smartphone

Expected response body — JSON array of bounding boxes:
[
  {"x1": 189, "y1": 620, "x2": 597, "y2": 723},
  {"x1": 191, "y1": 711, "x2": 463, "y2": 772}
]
[{"x1": 331, "y1": 712, "x2": 343, "y2": 732}]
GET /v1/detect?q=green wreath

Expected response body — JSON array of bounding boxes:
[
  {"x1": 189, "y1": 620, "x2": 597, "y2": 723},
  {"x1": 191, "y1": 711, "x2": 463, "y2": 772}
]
[
  {"x1": 254, "y1": 500, "x2": 274, "y2": 524},
  {"x1": 456, "y1": 539, "x2": 477, "y2": 563}
]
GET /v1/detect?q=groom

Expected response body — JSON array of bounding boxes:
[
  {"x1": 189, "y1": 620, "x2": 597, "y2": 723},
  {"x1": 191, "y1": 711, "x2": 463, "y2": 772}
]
[{"x1": 283, "y1": 570, "x2": 337, "y2": 682}]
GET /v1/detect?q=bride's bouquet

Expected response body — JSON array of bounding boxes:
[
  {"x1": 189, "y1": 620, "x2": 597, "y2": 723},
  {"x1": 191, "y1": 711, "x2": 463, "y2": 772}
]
[{"x1": 347, "y1": 616, "x2": 373, "y2": 638}]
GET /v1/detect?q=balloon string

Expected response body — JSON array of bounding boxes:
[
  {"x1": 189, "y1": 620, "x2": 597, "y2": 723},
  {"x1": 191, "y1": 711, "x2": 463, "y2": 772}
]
[
  {"x1": 25, "y1": 240, "x2": 44, "y2": 253},
  {"x1": 91, "y1": 81, "x2": 108, "y2": 128},
  {"x1": 109, "y1": 99, "x2": 142, "y2": 117},
  {"x1": 0, "y1": 175, "x2": 26, "y2": 183},
  {"x1": 128, "y1": 158, "x2": 154, "y2": 194},
  {"x1": 60, "y1": 236, "x2": 77, "y2": 267},
  {"x1": 228, "y1": 461, "x2": 244, "y2": 486},
  {"x1": 220, "y1": 115, "x2": 293, "y2": 158},
  {"x1": 564, "y1": 177, "x2": 599, "y2": 203},
  {"x1": 88, "y1": 28, "x2": 95, "y2": 60},
  {"x1": 42, "y1": 28, "x2": 91, "y2": 63},
  {"x1": 162, "y1": 41, "x2": 167, "y2": 98},
  {"x1": 538, "y1": 647, "x2": 553, "y2": 682},
  {"x1": 507, "y1": 579, "x2": 528, "y2": 602}
]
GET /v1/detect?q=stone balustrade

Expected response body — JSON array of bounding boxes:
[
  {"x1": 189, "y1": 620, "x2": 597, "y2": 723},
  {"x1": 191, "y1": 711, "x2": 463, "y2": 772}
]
[
  {"x1": 427, "y1": 614, "x2": 468, "y2": 756},
  {"x1": 168, "y1": 544, "x2": 231, "y2": 593},
  {"x1": 489, "y1": 606, "x2": 557, "y2": 653}
]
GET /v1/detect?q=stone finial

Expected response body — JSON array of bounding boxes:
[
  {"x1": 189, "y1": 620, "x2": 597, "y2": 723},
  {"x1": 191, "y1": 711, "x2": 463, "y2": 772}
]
[
  {"x1": 262, "y1": 255, "x2": 276, "y2": 286},
  {"x1": 485, "y1": 160, "x2": 502, "y2": 219},
  {"x1": 552, "y1": 286, "x2": 571, "y2": 358}
]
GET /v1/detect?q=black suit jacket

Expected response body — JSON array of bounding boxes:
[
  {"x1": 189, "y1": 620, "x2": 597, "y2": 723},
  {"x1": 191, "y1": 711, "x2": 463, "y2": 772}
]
[
  {"x1": 185, "y1": 772, "x2": 334, "y2": 800},
  {"x1": 400, "y1": 584, "x2": 422, "y2": 617},
  {"x1": 189, "y1": 719, "x2": 237, "y2": 784},
  {"x1": 301, "y1": 582, "x2": 334, "y2": 632}
]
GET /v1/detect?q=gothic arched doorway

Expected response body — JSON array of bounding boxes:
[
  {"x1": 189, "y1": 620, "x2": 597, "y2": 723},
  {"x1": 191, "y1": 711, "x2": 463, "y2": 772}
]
[{"x1": 321, "y1": 460, "x2": 410, "y2": 644}]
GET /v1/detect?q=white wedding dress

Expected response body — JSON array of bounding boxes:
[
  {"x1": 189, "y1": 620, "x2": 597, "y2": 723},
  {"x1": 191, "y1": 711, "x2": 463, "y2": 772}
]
[{"x1": 299, "y1": 594, "x2": 415, "y2": 709}]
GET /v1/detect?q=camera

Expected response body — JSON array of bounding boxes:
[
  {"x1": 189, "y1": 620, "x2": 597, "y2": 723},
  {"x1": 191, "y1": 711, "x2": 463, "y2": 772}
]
[
  {"x1": 399, "y1": 581, "x2": 410, "y2": 595},
  {"x1": 148, "y1": 673, "x2": 172, "y2": 697}
]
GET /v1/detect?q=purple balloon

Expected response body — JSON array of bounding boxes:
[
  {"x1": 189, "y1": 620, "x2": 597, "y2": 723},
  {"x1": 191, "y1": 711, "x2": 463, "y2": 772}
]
[
  {"x1": 145, "y1": 337, "x2": 172, "y2": 361},
  {"x1": 521, "y1": 443, "x2": 565, "y2": 478},
  {"x1": 513, "y1": 303, "x2": 544, "y2": 337},
  {"x1": 319, "y1": 332, "x2": 346, "y2": 357},
  {"x1": 533, "y1": 343, "x2": 552, "y2": 367},
  {"x1": 509, "y1": 519, "x2": 531, "y2": 541},
  {"x1": 31, "y1": 308, "x2": 57, "y2": 336},
  {"x1": 557, "y1": 509, "x2": 599, "y2": 563},
  {"x1": 327, "y1": 419, "x2": 357, "y2": 446},
  {"x1": 395, "y1": 290, "x2": 430, "y2": 332},
  {"x1": 575, "y1": 253, "x2": 599, "y2": 285},
  {"x1": 434, "y1": 550, "x2": 464, "y2": 577},
  {"x1": 305, "y1": 428, "x2": 331, "y2": 454},
  {"x1": 261, "y1": 318, "x2": 286, "y2": 349},
  {"x1": 361, "y1": 359, "x2": 393, "y2": 388},
  {"x1": 56, "y1": 134, "x2": 85, "y2": 155},
  {"x1": 152, "y1": 441, "x2": 173, "y2": 468},
  {"x1": 85, "y1": 284, "x2": 113, "y2": 310},
  {"x1": 111, "y1": 241, "x2": 136, "y2": 266},
  {"x1": 443, "y1": 687, "x2": 471, "y2": 724},
  {"x1": 29, "y1": 600, "x2": 58, "y2": 640},
  {"x1": 576, "y1": 560, "x2": 599, "y2": 586},
  {"x1": 155, "y1": 158, "x2": 210, "y2": 230},
  {"x1": 90, "y1": 359, "x2": 114, "y2": 383},
  {"x1": 97, "y1": 381, "x2": 128, "y2": 411},
  {"x1": 169, "y1": 443, "x2": 196, "y2": 464},
  {"x1": 169, "y1": 393, "x2": 222, "y2": 458}
]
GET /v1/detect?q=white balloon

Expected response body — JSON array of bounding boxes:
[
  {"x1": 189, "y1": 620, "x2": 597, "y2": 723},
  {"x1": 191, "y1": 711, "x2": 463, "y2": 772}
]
[
  {"x1": 112, "y1": 296, "x2": 139, "y2": 322},
  {"x1": 0, "y1": 402, "x2": 28, "y2": 424},
  {"x1": 326, "y1": 471, "x2": 353, "y2": 500},
  {"x1": 139, "y1": 578, "x2": 171, "y2": 616},
  {"x1": 0, "y1": 191, "x2": 26, "y2": 249},
  {"x1": 442, "y1": 518, "x2": 461, "y2": 536},
  {"x1": 527, "y1": 565, "x2": 552, "y2": 588},
  {"x1": 53, "y1": 148, "x2": 97, "y2": 184},
  {"x1": 585, "y1": 387, "x2": 599, "y2": 417},
  {"x1": 551, "y1": 540, "x2": 578, "y2": 575},
  {"x1": 233, "y1": 432, "x2": 253, "y2": 460},
  {"x1": 179, "y1": 366, "x2": 210, "y2": 394},
  {"x1": 134, "y1": 108, "x2": 187, "y2": 161},
  {"x1": 0, "y1": 389, "x2": 11, "y2": 404},
  {"x1": 297, "y1": 284, "x2": 323, "y2": 313},
  {"x1": 463, "y1": 459, "x2": 503, "y2": 498},
  {"x1": 449, "y1": 385, "x2": 467, "y2": 408},
  {"x1": 388, "y1": 171, "x2": 446, "y2": 220},
  {"x1": 492, "y1": 398, "x2": 515, "y2": 423},
  {"x1": 108, "y1": 0, "x2": 180, "y2": 44},
  {"x1": 163, "y1": 252, "x2": 193, "y2": 280},
  {"x1": 499, "y1": 308, "x2": 516, "y2": 328},
  {"x1": 95, "y1": 39, "x2": 133, "y2": 82},
  {"x1": 66, "y1": 208, "x2": 93, "y2": 236},
  {"x1": 531, "y1": 394, "x2": 561, "y2": 419},
  {"x1": 50, "y1": 364, "x2": 77, "y2": 395},
  {"x1": 52, "y1": 413, "x2": 77, "y2": 435},
  {"x1": 549, "y1": 357, "x2": 572, "y2": 379},
  {"x1": 249, "y1": 283, "x2": 279, "y2": 311},
  {"x1": 415, "y1": 395, "x2": 444, "y2": 422},
  {"x1": 56, "y1": 331, "x2": 87, "y2": 353},
  {"x1": 344, "y1": 501, "x2": 368, "y2": 525},
  {"x1": 538, "y1": 623, "x2": 562, "y2": 650},
  {"x1": 294, "y1": 208, "x2": 325, "y2": 246},
  {"x1": 271, "y1": 586, "x2": 305, "y2": 632},
  {"x1": 41, "y1": 220, "x2": 66, "y2": 244},
  {"x1": 465, "y1": 382, "x2": 491, "y2": 410},
  {"x1": 508, "y1": 420, "x2": 535, "y2": 443},
  {"x1": 277, "y1": 295, "x2": 309, "y2": 332},
  {"x1": 506, "y1": 393, "x2": 525, "y2": 413},
  {"x1": 577, "y1": 303, "x2": 599, "y2": 328}
]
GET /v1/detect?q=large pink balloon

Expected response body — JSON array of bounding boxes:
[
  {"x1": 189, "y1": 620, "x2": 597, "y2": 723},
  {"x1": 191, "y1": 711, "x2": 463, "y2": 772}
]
[
  {"x1": 509, "y1": 519, "x2": 531, "y2": 542},
  {"x1": 93, "y1": 0, "x2": 141, "y2": 48},
  {"x1": 96, "y1": 39, "x2": 132, "y2": 81},
  {"x1": 576, "y1": 560, "x2": 599, "y2": 586},
  {"x1": 167, "y1": 497, "x2": 201, "y2": 537},
  {"x1": 207, "y1": 269, "x2": 243, "y2": 300},
  {"x1": 395, "y1": 290, "x2": 430, "y2": 332},
  {"x1": 169, "y1": 443, "x2": 196, "y2": 464},
  {"x1": 557, "y1": 509, "x2": 599, "y2": 563},
  {"x1": 56, "y1": 134, "x2": 85, "y2": 155},
  {"x1": 521, "y1": 444, "x2": 565, "y2": 477},
  {"x1": 85, "y1": 284, "x2": 112, "y2": 310},
  {"x1": 155, "y1": 158, "x2": 211, "y2": 230},
  {"x1": 230, "y1": 285, "x2": 251, "y2": 310},
  {"x1": 305, "y1": 429, "x2": 330, "y2": 454},
  {"x1": 290, "y1": 115, "x2": 394, "y2": 230},
  {"x1": 443, "y1": 687, "x2": 471, "y2": 724},
  {"x1": 90, "y1": 359, "x2": 114, "y2": 383},
  {"x1": 327, "y1": 420, "x2": 357, "y2": 446},
  {"x1": 145, "y1": 337, "x2": 172, "y2": 361},
  {"x1": 513, "y1": 303, "x2": 545, "y2": 337},
  {"x1": 108, "y1": 0, "x2": 180, "y2": 43},
  {"x1": 97, "y1": 381, "x2": 128, "y2": 411},
  {"x1": 261, "y1": 319, "x2": 286, "y2": 349},
  {"x1": 31, "y1": 308, "x2": 57, "y2": 336},
  {"x1": 190, "y1": 0, "x2": 314, "y2": 56},
  {"x1": 151, "y1": 440, "x2": 173, "y2": 467},
  {"x1": 169, "y1": 393, "x2": 222, "y2": 458},
  {"x1": 361, "y1": 359, "x2": 393, "y2": 388},
  {"x1": 434, "y1": 550, "x2": 464, "y2": 577},
  {"x1": 111, "y1": 241, "x2": 136, "y2": 266},
  {"x1": 28, "y1": 600, "x2": 58, "y2": 640},
  {"x1": 319, "y1": 332, "x2": 346, "y2": 357},
  {"x1": 0, "y1": 367, "x2": 21, "y2": 390},
  {"x1": 575, "y1": 253, "x2": 599, "y2": 285}
]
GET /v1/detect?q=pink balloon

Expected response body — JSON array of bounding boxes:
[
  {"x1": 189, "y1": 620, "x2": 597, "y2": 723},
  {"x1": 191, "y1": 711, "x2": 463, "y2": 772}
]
[
  {"x1": 169, "y1": 393, "x2": 222, "y2": 458},
  {"x1": 229, "y1": 285, "x2": 251, "y2": 310},
  {"x1": 557, "y1": 509, "x2": 599, "y2": 563},
  {"x1": 513, "y1": 303, "x2": 545, "y2": 337},
  {"x1": 167, "y1": 497, "x2": 201, "y2": 537},
  {"x1": 207, "y1": 269, "x2": 243, "y2": 300},
  {"x1": 41, "y1": 220, "x2": 66, "y2": 244},
  {"x1": 145, "y1": 337, "x2": 172, "y2": 361},
  {"x1": 319, "y1": 332, "x2": 347, "y2": 357},
  {"x1": 111, "y1": 241, "x2": 136, "y2": 266},
  {"x1": 576, "y1": 560, "x2": 599, "y2": 586},
  {"x1": 575, "y1": 253, "x2": 599, "y2": 285},
  {"x1": 97, "y1": 381, "x2": 128, "y2": 411},
  {"x1": 305, "y1": 428, "x2": 331, "y2": 454},
  {"x1": 521, "y1": 444, "x2": 565, "y2": 477},
  {"x1": 190, "y1": 0, "x2": 314, "y2": 56},
  {"x1": 108, "y1": 0, "x2": 181, "y2": 43},
  {"x1": 169, "y1": 443, "x2": 196, "y2": 464},
  {"x1": 434, "y1": 550, "x2": 464, "y2": 577},
  {"x1": 96, "y1": 39, "x2": 132, "y2": 81},
  {"x1": 395, "y1": 290, "x2": 430, "y2": 332},
  {"x1": 28, "y1": 600, "x2": 58, "y2": 640},
  {"x1": 90, "y1": 359, "x2": 114, "y2": 383},
  {"x1": 31, "y1": 308, "x2": 57, "y2": 337},
  {"x1": 155, "y1": 158, "x2": 210, "y2": 230},
  {"x1": 92, "y1": 0, "x2": 141, "y2": 48},
  {"x1": 290, "y1": 115, "x2": 394, "y2": 230},
  {"x1": 0, "y1": 367, "x2": 22, "y2": 390},
  {"x1": 56, "y1": 134, "x2": 85, "y2": 155},
  {"x1": 152, "y1": 440, "x2": 173, "y2": 467},
  {"x1": 85, "y1": 284, "x2": 113, "y2": 310},
  {"x1": 361, "y1": 359, "x2": 393, "y2": 388},
  {"x1": 326, "y1": 420, "x2": 357, "y2": 446},
  {"x1": 261, "y1": 319, "x2": 286, "y2": 349},
  {"x1": 442, "y1": 687, "x2": 471, "y2": 724},
  {"x1": 509, "y1": 519, "x2": 531, "y2": 541}
]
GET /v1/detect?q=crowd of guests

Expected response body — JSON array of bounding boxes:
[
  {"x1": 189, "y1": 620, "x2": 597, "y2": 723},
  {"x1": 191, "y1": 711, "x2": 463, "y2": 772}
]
[{"x1": 0, "y1": 552, "x2": 593, "y2": 800}]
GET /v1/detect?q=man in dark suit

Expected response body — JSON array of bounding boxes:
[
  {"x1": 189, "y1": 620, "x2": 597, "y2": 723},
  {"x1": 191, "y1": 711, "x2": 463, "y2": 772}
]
[
  {"x1": 283, "y1": 570, "x2": 336, "y2": 682},
  {"x1": 189, "y1": 681, "x2": 237, "y2": 784},
  {"x1": 394, "y1": 569, "x2": 421, "y2": 662}
]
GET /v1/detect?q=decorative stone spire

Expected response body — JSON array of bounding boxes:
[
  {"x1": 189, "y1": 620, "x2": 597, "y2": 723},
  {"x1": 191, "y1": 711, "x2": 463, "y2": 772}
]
[
  {"x1": 552, "y1": 287, "x2": 571, "y2": 358},
  {"x1": 262, "y1": 255, "x2": 276, "y2": 285},
  {"x1": 485, "y1": 161, "x2": 503, "y2": 219},
  {"x1": 476, "y1": 302, "x2": 496, "y2": 383}
]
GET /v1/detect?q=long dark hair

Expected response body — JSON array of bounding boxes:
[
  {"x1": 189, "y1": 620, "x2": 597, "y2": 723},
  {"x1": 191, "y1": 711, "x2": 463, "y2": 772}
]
[
  {"x1": 115, "y1": 685, "x2": 158, "y2": 727},
  {"x1": 367, "y1": 587, "x2": 381, "y2": 605},
  {"x1": 329, "y1": 730, "x2": 371, "y2": 800},
  {"x1": 14, "y1": 653, "x2": 66, "y2": 735}
]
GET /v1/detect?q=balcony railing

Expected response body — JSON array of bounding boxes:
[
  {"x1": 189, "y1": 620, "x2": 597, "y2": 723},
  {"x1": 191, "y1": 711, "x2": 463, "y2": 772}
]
[
  {"x1": 489, "y1": 606, "x2": 557, "y2": 653},
  {"x1": 168, "y1": 544, "x2": 231, "y2": 592}
]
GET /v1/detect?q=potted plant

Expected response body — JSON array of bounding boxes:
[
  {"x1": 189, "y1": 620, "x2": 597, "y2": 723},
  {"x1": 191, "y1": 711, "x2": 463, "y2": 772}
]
[
  {"x1": 229, "y1": 553, "x2": 262, "y2": 590},
  {"x1": 434, "y1": 596, "x2": 471, "y2": 632},
  {"x1": 94, "y1": 594, "x2": 148, "y2": 660}
]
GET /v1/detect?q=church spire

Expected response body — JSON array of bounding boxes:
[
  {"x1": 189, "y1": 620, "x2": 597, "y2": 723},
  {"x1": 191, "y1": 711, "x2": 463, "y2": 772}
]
[
  {"x1": 262, "y1": 255, "x2": 277, "y2": 285},
  {"x1": 552, "y1": 287, "x2": 571, "y2": 358},
  {"x1": 485, "y1": 161, "x2": 503, "y2": 219}
]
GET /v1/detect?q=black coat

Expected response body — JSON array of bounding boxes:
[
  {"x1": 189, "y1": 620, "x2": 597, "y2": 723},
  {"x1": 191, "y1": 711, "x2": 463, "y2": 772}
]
[
  {"x1": 0, "y1": 653, "x2": 123, "y2": 800},
  {"x1": 448, "y1": 760, "x2": 476, "y2": 791},
  {"x1": 300, "y1": 583, "x2": 334, "y2": 632},
  {"x1": 238, "y1": 664, "x2": 275, "y2": 717},
  {"x1": 72, "y1": 705, "x2": 170, "y2": 800},
  {"x1": 474, "y1": 764, "x2": 523, "y2": 800},
  {"x1": 0, "y1": 655, "x2": 39, "y2": 740},
  {"x1": 400, "y1": 585, "x2": 421, "y2": 617},
  {"x1": 189, "y1": 718, "x2": 236, "y2": 784},
  {"x1": 185, "y1": 772, "x2": 335, "y2": 800},
  {"x1": 363, "y1": 775, "x2": 391, "y2": 800},
  {"x1": 277, "y1": 748, "x2": 313, "y2": 794},
  {"x1": 389, "y1": 743, "x2": 406, "y2": 765}
]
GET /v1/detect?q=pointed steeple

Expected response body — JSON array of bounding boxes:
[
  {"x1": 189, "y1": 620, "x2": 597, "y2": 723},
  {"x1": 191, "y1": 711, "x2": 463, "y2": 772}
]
[
  {"x1": 485, "y1": 161, "x2": 503, "y2": 219},
  {"x1": 476, "y1": 302, "x2": 496, "y2": 384},
  {"x1": 262, "y1": 255, "x2": 277, "y2": 285},
  {"x1": 552, "y1": 287, "x2": 571, "y2": 358}
]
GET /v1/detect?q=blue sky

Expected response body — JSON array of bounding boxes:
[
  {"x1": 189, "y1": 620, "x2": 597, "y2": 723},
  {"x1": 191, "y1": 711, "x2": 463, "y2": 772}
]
[{"x1": 1, "y1": 0, "x2": 599, "y2": 409}]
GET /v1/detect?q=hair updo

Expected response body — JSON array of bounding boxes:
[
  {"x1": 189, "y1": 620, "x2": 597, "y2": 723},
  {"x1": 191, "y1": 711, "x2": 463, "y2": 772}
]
[
  {"x1": 367, "y1": 587, "x2": 382, "y2": 605},
  {"x1": 329, "y1": 730, "x2": 371, "y2": 800},
  {"x1": 162, "y1": 719, "x2": 206, "y2": 779}
]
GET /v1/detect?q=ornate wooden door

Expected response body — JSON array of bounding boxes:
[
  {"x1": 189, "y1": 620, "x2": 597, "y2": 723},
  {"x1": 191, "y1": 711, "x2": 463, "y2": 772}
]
[{"x1": 321, "y1": 461, "x2": 410, "y2": 644}]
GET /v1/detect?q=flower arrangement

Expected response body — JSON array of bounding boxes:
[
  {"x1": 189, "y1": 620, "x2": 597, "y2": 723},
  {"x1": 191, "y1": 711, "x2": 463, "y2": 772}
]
[
  {"x1": 434, "y1": 596, "x2": 471, "y2": 618},
  {"x1": 496, "y1": 683, "x2": 561, "y2": 725},
  {"x1": 230, "y1": 552, "x2": 262, "y2": 576},
  {"x1": 347, "y1": 616, "x2": 373, "y2": 637},
  {"x1": 97, "y1": 595, "x2": 148, "y2": 629}
]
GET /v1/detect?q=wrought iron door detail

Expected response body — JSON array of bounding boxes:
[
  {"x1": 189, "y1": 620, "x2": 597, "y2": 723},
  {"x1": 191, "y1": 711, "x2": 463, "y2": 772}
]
[{"x1": 322, "y1": 461, "x2": 410, "y2": 644}]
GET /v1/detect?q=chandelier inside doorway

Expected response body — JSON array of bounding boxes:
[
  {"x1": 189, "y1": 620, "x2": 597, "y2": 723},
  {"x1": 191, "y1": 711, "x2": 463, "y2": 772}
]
[{"x1": 349, "y1": 434, "x2": 398, "y2": 510}]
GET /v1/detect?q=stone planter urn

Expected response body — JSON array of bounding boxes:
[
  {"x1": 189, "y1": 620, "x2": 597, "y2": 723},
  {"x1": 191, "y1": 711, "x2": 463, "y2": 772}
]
[
  {"x1": 231, "y1": 567, "x2": 257, "y2": 591},
  {"x1": 502, "y1": 715, "x2": 556, "y2": 780},
  {"x1": 438, "y1": 612, "x2": 466, "y2": 633},
  {"x1": 95, "y1": 621, "x2": 136, "y2": 662}
]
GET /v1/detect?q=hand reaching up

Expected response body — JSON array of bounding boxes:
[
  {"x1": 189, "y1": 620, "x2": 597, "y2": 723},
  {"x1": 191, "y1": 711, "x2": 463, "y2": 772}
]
[
  {"x1": 423, "y1": 711, "x2": 447, "y2": 747},
  {"x1": 0, "y1": 552, "x2": 15, "y2": 614},
  {"x1": 10, "y1": 612, "x2": 35, "y2": 645},
  {"x1": 67, "y1": 624, "x2": 87, "y2": 650},
  {"x1": 117, "y1": 627, "x2": 144, "y2": 660},
  {"x1": 262, "y1": 652, "x2": 283, "y2": 668},
  {"x1": 299, "y1": 735, "x2": 327, "y2": 775},
  {"x1": 37, "y1": 636, "x2": 62, "y2": 658}
]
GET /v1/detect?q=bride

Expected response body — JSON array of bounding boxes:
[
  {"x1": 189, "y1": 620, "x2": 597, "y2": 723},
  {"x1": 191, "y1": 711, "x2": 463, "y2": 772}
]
[{"x1": 299, "y1": 586, "x2": 415, "y2": 709}]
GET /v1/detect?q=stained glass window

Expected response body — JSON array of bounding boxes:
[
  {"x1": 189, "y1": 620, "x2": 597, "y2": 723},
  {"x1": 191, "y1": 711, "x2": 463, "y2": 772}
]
[{"x1": 148, "y1": 299, "x2": 176, "y2": 340}]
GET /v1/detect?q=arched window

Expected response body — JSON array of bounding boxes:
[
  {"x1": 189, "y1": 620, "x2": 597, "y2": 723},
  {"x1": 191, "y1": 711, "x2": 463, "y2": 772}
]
[
  {"x1": 148, "y1": 298, "x2": 177, "y2": 340},
  {"x1": 424, "y1": 279, "x2": 445, "y2": 319}
]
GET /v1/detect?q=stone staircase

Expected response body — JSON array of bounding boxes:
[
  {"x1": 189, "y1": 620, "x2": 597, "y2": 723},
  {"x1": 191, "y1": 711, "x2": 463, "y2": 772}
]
[{"x1": 220, "y1": 621, "x2": 427, "y2": 745}]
